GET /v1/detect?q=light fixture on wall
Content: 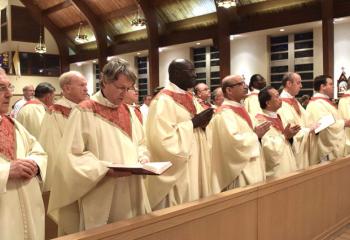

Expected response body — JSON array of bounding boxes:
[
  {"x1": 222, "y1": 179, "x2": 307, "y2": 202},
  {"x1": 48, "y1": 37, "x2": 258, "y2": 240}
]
[
  {"x1": 131, "y1": 4, "x2": 146, "y2": 28},
  {"x1": 216, "y1": 0, "x2": 237, "y2": 8},
  {"x1": 35, "y1": 17, "x2": 47, "y2": 54},
  {"x1": 75, "y1": 22, "x2": 89, "y2": 44}
]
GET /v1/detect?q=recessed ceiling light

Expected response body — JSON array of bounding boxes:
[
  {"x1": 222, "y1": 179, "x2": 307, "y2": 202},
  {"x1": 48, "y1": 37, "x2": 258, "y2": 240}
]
[
  {"x1": 280, "y1": 28, "x2": 285, "y2": 32},
  {"x1": 93, "y1": 60, "x2": 97, "y2": 63},
  {"x1": 76, "y1": 62, "x2": 83, "y2": 66},
  {"x1": 230, "y1": 35, "x2": 234, "y2": 40},
  {"x1": 159, "y1": 48, "x2": 163, "y2": 53},
  {"x1": 196, "y1": 42, "x2": 201, "y2": 45},
  {"x1": 137, "y1": 52, "x2": 141, "y2": 55}
]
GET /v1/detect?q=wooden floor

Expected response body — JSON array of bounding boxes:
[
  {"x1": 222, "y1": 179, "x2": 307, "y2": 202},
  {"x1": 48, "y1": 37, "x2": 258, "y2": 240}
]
[{"x1": 328, "y1": 224, "x2": 350, "y2": 240}]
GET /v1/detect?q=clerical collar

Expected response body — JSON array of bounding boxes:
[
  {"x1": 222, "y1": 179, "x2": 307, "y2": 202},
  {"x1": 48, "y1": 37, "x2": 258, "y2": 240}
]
[
  {"x1": 61, "y1": 96, "x2": 78, "y2": 109},
  {"x1": 223, "y1": 98, "x2": 243, "y2": 107},
  {"x1": 168, "y1": 82, "x2": 187, "y2": 94},
  {"x1": 262, "y1": 109, "x2": 278, "y2": 118},
  {"x1": 94, "y1": 90, "x2": 119, "y2": 108},
  {"x1": 250, "y1": 88, "x2": 260, "y2": 94},
  {"x1": 280, "y1": 90, "x2": 294, "y2": 98},
  {"x1": 313, "y1": 92, "x2": 330, "y2": 99}
]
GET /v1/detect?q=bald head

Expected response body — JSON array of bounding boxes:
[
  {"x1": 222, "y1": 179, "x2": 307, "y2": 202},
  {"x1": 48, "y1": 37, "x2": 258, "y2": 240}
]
[
  {"x1": 22, "y1": 85, "x2": 34, "y2": 101},
  {"x1": 168, "y1": 59, "x2": 196, "y2": 90},
  {"x1": 222, "y1": 75, "x2": 248, "y2": 102},
  {"x1": 59, "y1": 71, "x2": 88, "y2": 104}
]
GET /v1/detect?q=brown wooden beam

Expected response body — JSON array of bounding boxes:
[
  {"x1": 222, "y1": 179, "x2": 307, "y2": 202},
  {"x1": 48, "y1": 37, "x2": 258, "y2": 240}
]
[
  {"x1": 334, "y1": 0, "x2": 350, "y2": 19},
  {"x1": 215, "y1": 2, "x2": 231, "y2": 80},
  {"x1": 72, "y1": 0, "x2": 108, "y2": 70},
  {"x1": 101, "y1": 5, "x2": 138, "y2": 21},
  {"x1": 230, "y1": 2, "x2": 321, "y2": 34},
  {"x1": 68, "y1": 40, "x2": 148, "y2": 63},
  {"x1": 166, "y1": 13, "x2": 217, "y2": 32},
  {"x1": 139, "y1": 0, "x2": 159, "y2": 92},
  {"x1": 322, "y1": 0, "x2": 334, "y2": 77},
  {"x1": 20, "y1": 0, "x2": 76, "y2": 73},
  {"x1": 42, "y1": 0, "x2": 72, "y2": 15},
  {"x1": 237, "y1": 0, "x2": 312, "y2": 16}
]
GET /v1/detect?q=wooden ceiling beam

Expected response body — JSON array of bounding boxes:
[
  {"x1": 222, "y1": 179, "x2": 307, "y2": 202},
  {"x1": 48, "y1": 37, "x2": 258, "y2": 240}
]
[
  {"x1": 101, "y1": 5, "x2": 138, "y2": 21},
  {"x1": 68, "y1": 40, "x2": 148, "y2": 63},
  {"x1": 322, "y1": 0, "x2": 334, "y2": 77},
  {"x1": 20, "y1": 0, "x2": 77, "y2": 72},
  {"x1": 72, "y1": 0, "x2": 108, "y2": 69},
  {"x1": 166, "y1": 13, "x2": 217, "y2": 32},
  {"x1": 230, "y1": 2, "x2": 321, "y2": 34},
  {"x1": 334, "y1": 0, "x2": 350, "y2": 18},
  {"x1": 61, "y1": 21, "x2": 88, "y2": 33},
  {"x1": 139, "y1": 0, "x2": 159, "y2": 92},
  {"x1": 42, "y1": 0, "x2": 72, "y2": 15},
  {"x1": 215, "y1": 2, "x2": 231, "y2": 79},
  {"x1": 236, "y1": 0, "x2": 313, "y2": 16}
]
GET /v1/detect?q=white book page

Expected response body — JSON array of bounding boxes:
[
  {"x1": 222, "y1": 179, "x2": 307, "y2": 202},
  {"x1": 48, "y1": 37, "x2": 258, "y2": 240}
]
[{"x1": 315, "y1": 115, "x2": 335, "y2": 134}]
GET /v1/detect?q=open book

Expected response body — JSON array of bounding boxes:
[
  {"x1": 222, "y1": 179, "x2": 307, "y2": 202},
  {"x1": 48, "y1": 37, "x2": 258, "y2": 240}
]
[
  {"x1": 106, "y1": 161, "x2": 172, "y2": 175},
  {"x1": 314, "y1": 114, "x2": 335, "y2": 134}
]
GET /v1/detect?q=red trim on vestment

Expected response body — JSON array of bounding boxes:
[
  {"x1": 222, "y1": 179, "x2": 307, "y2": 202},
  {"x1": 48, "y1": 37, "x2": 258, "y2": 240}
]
[
  {"x1": 134, "y1": 107, "x2": 143, "y2": 124},
  {"x1": 256, "y1": 113, "x2": 284, "y2": 133},
  {"x1": 0, "y1": 115, "x2": 16, "y2": 161},
  {"x1": 49, "y1": 104, "x2": 72, "y2": 118},
  {"x1": 161, "y1": 89, "x2": 197, "y2": 116},
  {"x1": 79, "y1": 100, "x2": 132, "y2": 138},
  {"x1": 23, "y1": 99, "x2": 42, "y2": 107},
  {"x1": 280, "y1": 98, "x2": 301, "y2": 116},
  {"x1": 309, "y1": 97, "x2": 337, "y2": 109},
  {"x1": 218, "y1": 105, "x2": 253, "y2": 129}
]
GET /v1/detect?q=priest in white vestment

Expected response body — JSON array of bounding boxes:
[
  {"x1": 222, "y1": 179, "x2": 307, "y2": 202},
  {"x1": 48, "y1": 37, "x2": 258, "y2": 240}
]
[
  {"x1": 209, "y1": 75, "x2": 270, "y2": 193},
  {"x1": 11, "y1": 85, "x2": 34, "y2": 118},
  {"x1": 17, "y1": 82, "x2": 56, "y2": 139},
  {"x1": 39, "y1": 71, "x2": 88, "y2": 192},
  {"x1": 48, "y1": 58, "x2": 151, "y2": 235},
  {"x1": 194, "y1": 82, "x2": 212, "y2": 109},
  {"x1": 140, "y1": 95, "x2": 152, "y2": 124},
  {"x1": 212, "y1": 87, "x2": 224, "y2": 108},
  {"x1": 256, "y1": 86, "x2": 299, "y2": 178},
  {"x1": 338, "y1": 87, "x2": 350, "y2": 155},
  {"x1": 306, "y1": 75, "x2": 350, "y2": 164},
  {"x1": 277, "y1": 72, "x2": 314, "y2": 169},
  {"x1": 244, "y1": 74, "x2": 266, "y2": 117},
  {"x1": 0, "y1": 68, "x2": 47, "y2": 240},
  {"x1": 124, "y1": 84, "x2": 143, "y2": 124},
  {"x1": 146, "y1": 59, "x2": 214, "y2": 209}
]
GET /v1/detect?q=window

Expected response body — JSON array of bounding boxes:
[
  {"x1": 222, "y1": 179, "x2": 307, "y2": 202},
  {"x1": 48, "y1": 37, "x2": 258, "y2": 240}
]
[
  {"x1": 17, "y1": 52, "x2": 60, "y2": 76},
  {"x1": 136, "y1": 56, "x2": 148, "y2": 103},
  {"x1": 94, "y1": 64, "x2": 100, "y2": 92},
  {"x1": 191, "y1": 46, "x2": 221, "y2": 93},
  {"x1": 1, "y1": 8, "x2": 7, "y2": 42},
  {"x1": 269, "y1": 31, "x2": 314, "y2": 96}
]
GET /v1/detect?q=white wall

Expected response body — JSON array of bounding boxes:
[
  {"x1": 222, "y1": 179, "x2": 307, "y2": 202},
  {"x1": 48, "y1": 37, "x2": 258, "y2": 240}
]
[
  {"x1": 230, "y1": 35, "x2": 268, "y2": 84},
  {"x1": 334, "y1": 21, "x2": 350, "y2": 79},
  {"x1": 159, "y1": 46, "x2": 191, "y2": 86}
]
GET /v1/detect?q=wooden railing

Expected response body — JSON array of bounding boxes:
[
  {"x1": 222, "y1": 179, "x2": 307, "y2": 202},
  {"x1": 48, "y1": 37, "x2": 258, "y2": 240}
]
[{"x1": 54, "y1": 157, "x2": 350, "y2": 240}]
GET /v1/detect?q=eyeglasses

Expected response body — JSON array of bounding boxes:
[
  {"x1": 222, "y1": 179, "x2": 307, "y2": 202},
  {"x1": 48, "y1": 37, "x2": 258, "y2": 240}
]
[
  {"x1": 0, "y1": 84, "x2": 15, "y2": 93},
  {"x1": 228, "y1": 81, "x2": 246, "y2": 88},
  {"x1": 111, "y1": 83, "x2": 131, "y2": 92}
]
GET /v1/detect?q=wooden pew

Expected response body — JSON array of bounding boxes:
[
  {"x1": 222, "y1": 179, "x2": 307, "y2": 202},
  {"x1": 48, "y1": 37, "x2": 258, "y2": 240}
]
[{"x1": 54, "y1": 157, "x2": 350, "y2": 240}]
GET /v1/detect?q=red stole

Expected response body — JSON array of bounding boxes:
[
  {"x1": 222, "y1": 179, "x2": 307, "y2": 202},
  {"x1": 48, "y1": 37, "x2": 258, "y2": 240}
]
[
  {"x1": 248, "y1": 92, "x2": 259, "y2": 96},
  {"x1": 341, "y1": 94, "x2": 350, "y2": 98},
  {"x1": 23, "y1": 99, "x2": 42, "y2": 107},
  {"x1": 310, "y1": 97, "x2": 337, "y2": 109},
  {"x1": 219, "y1": 105, "x2": 253, "y2": 129},
  {"x1": 134, "y1": 106, "x2": 143, "y2": 124},
  {"x1": 0, "y1": 115, "x2": 16, "y2": 161},
  {"x1": 161, "y1": 89, "x2": 197, "y2": 116},
  {"x1": 280, "y1": 98, "x2": 301, "y2": 116},
  {"x1": 196, "y1": 98, "x2": 211, "y2": 110},
  {"x1": 256, "y1": 113, "x2": 284, "y2": 133},
  {"x1": 49, "y1": 104, "x2": 72, "y2": 118},
  {"x1": 79, "y1": 100, "x2": 132, "y2": 138}
]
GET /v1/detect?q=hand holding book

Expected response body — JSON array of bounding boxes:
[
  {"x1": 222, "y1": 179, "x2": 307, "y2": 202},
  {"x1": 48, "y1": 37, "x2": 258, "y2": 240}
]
[{"x1": 106, "y1": 161, "x2": 172, "y2": 175}]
